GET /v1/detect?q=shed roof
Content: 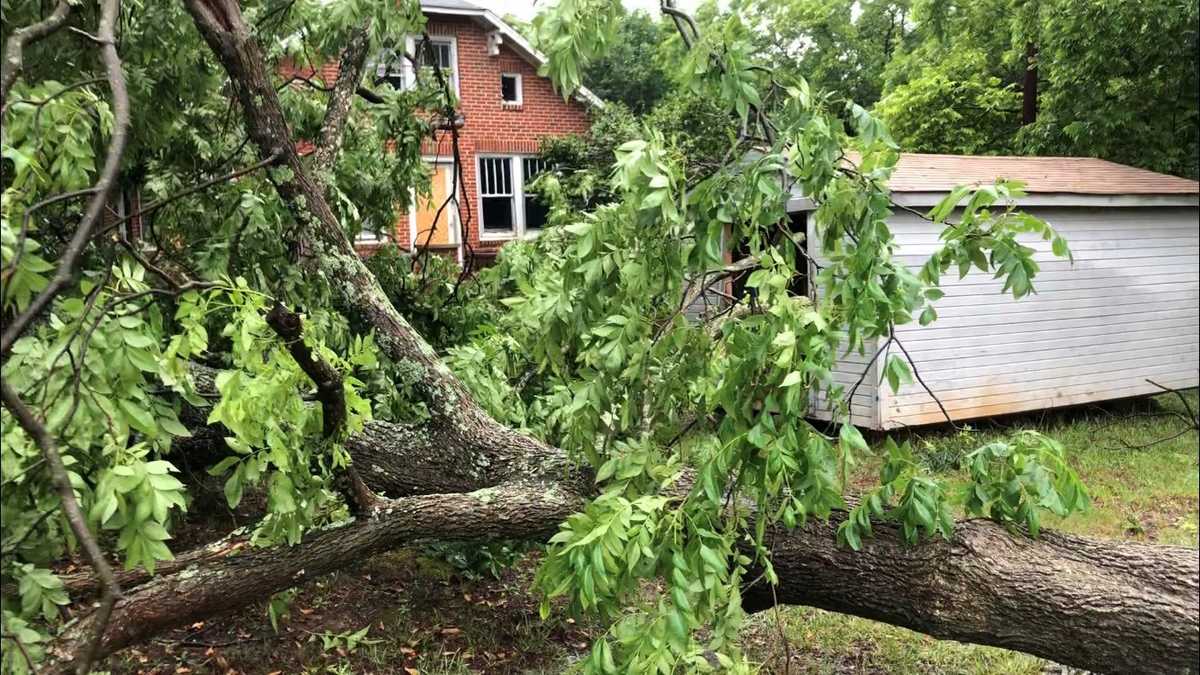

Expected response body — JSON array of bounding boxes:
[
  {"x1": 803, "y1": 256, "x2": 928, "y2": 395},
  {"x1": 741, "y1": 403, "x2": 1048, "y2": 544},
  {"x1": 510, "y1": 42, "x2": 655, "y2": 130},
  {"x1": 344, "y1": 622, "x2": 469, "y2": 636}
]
[{"x1": 885, "y1": 153, "x2": 1199, "y2": 195}]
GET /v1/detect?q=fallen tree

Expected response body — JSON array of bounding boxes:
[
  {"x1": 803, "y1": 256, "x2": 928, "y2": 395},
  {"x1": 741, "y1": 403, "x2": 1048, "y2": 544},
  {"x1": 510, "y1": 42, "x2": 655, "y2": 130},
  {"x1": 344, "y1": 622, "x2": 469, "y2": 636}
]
[
  {"x1": 50, "y1": 414, "x2": 1200, "y2": 673},
  {"x1": 2, "y1": 1, "x2": 1197, "y2": 674}
]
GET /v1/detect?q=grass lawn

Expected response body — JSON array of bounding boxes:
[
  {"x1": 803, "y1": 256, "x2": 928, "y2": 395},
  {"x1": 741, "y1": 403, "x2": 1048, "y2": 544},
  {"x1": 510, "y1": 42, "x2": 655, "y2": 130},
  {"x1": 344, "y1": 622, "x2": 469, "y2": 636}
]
[{"x1": 107, "y1": 391, "x2": 1197, "y2": 674}]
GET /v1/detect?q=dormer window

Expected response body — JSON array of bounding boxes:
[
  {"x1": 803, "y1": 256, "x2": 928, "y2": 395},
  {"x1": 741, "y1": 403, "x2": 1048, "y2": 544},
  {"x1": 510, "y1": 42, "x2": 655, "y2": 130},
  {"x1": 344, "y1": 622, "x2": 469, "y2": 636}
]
[{"x1": 500, "y1": 73, "x2": 522, "y2": 106}]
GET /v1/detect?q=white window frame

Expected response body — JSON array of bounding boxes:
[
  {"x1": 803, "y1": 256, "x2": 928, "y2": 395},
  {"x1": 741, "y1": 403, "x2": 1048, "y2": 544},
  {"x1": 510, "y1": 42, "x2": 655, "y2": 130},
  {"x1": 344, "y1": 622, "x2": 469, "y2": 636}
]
[
  {"x1": 409, "y1": 157, "x2": 461, "y2": 249},
  {"x1": 500, "y1": 72, "x2": 522, "y2": 105},
  {"x1": 372, "y1": 35, "x2": 459, "y2": 96},
  {"x1": 477, "y1": 154, "x2": 549, "y2": 241},
  {"x1": 371, "y1": 47, "x2": 407, "y2": 90},
  {"x1": 354, "y1": 218, "x2": 389, "y2": 245}
]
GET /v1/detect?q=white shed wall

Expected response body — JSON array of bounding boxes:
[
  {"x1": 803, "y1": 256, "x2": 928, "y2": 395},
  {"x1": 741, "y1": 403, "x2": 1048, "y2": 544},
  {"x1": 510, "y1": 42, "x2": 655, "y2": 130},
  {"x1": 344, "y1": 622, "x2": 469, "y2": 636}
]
[
  {"x1": 871, "y1": 205, "x2": 1200, "y2": 429},
  {"x1": 804, "y1": 222, "x2": 883, "y2": 429}
]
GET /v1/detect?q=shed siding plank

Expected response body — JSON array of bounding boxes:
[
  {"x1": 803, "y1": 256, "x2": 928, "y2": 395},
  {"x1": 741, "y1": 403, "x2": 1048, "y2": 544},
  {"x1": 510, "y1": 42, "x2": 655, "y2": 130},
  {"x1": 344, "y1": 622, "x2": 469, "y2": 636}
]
[
  {"x1": 874, "y1": 206, "x2": 1199, "y2": 428},
  {"x1": 888, "y1": 356, "x2": 1199, "y2": 406},
  {"x1": 885, "y1": 373, "x2": 1199, "y2": 427},
  {"x1": 899, "y1": 335, "x2": 1195, "y2": 371},
  {"x1": 899, "y1": 322, "x2": 1198, "y2": 359},
  {"x1": 886, "y1": 376, "x2": 1199, "y2": 428},
  {"x1": 934, "y1": 268, "x2": 1199, "y2": 290}
]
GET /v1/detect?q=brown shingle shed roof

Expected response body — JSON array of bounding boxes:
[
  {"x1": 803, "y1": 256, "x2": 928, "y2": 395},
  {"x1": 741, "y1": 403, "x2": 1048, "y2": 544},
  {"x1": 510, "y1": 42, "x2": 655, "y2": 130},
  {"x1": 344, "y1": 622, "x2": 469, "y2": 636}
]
[{"x1": 884, "y1": 153, "x2": 1199, "y2": 195}]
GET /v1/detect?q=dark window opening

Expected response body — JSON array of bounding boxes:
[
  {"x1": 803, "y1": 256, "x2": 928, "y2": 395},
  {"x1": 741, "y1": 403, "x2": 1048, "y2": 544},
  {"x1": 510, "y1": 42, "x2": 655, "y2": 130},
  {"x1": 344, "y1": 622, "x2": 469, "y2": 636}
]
[
  {"x1": 501, "y1": 74, "x2": 520, "y2": 103},
  {"x1": 523, "y1": 158, "x2": 548, "y2": 229},
  {"x1": 788, "y1": 211, "x2": 810, "y2": 297},
  {"x1": 731, "y1": 211, "x2": 810, "y2": 303},
  {"x1": 524, "y1": 196, "x2": 549, "y2": 229},
  {"x1": 482, "y1": 197, "x2": 514, "y2": 230},
  {"x1": 414, "y1": 40, "x2": 454, "y2": 87}
]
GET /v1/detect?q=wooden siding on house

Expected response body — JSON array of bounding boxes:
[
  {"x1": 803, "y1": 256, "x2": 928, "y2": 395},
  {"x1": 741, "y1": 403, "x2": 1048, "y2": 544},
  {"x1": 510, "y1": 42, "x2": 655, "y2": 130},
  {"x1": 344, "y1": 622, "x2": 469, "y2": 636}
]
[{"x1": 871, "y1": 206, "x2": 1200, "y2": 428}]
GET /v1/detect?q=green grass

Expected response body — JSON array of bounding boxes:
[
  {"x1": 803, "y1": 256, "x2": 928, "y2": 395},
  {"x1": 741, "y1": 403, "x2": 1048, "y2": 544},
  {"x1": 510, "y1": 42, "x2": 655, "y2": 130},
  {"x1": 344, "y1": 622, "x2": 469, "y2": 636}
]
[
  {"x1": 742, "y1": 390, "x2": 1198, "y2": 673},
  {"x1": 743, "y1": 607, "x2": 1044, "y2": 675}
]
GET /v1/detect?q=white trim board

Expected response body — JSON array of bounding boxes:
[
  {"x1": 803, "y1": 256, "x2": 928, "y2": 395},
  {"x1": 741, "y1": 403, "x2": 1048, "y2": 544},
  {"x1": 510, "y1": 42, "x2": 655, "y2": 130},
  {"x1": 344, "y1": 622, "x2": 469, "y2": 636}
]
[{"x1": 788, "y1": 193, "x2": 1199, "y2": 212}]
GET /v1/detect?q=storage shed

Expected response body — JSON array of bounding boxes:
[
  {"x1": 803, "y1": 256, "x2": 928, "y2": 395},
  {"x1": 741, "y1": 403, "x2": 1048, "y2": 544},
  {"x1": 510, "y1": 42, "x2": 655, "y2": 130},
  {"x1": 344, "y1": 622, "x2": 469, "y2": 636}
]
[{"x1": 793, "y1": 153, "x2": 1200, "y2": 430}]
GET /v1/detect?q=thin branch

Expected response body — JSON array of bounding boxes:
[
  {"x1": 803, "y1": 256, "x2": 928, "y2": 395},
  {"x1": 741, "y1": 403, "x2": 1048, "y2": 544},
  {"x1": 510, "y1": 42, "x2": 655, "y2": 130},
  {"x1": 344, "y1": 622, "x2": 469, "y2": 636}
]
[
  {"x1": 263, "y1": 303, "x2": 382, "y2": 514},
  {"x1": 0, "y1": 0, "x2": 73, "y2": 110},
  {"x1": 264, "y1": 303, "x2": 346, "y2": 439},
  {"x1": 891, "y1": 331, "x2": 958, "y2": 428},
  {"x1": 1146, "y1": 379, "x2": 1198, "y2": 428},
  {"x1": 0, "y1": 505, "x2": 60, "y2": 557},
  {"x1": 0, "y1": 188, "x2": 99, "y2": 309},
  {"x1": 0, "y1": 632, "x2": 36, "y2": 673},
  {"x1": 844, "y1": 336, "x2": 892, "y2": 412},
  {"x1": 311, "y1": 19, "x2": 373, "y2": 174},
  {"x1": 95, "y1": 151, "x2": 283, "y2": 243},
  {"x1": 1117, "y1": 426, "x2": 1195, "y2": 451},
  {"x1": 0, "y1": 0, "x2": 131, "y2": 364}
]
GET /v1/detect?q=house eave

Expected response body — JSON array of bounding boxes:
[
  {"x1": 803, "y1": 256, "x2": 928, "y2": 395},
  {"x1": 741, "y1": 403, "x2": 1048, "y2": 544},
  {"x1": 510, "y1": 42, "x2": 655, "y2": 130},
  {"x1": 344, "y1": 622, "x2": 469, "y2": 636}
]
[{"x1": 422, "y1": 5, "x2": 605, "y2": 110}]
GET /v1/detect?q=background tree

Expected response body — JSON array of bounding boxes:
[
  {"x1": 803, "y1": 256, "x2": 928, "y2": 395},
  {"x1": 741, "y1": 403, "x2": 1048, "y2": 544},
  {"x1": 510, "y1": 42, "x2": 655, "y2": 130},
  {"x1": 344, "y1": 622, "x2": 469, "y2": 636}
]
[
  {"x1": 875, "y1": 0, "x2": 1199, "y2": 177},
  {"x1": 738, "y1": 0, "x2": 911, "y2": 107},
  {"x1": 582, "y1": 10, "x2": 676, "y2": 114}
]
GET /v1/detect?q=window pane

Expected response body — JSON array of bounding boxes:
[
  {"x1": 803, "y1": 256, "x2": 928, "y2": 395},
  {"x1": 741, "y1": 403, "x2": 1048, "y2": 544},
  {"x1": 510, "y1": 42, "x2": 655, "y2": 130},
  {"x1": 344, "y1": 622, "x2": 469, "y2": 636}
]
[
  {"x1": 480, "y1": 157, "x2": 512, "y2": 196},
  {"x1": 523, "y1": 157, "x2": 546, "y2": 179},
  {"x1": 374, "y1": 48, "x2": 406, "y2": 89},
  {"x1": 501, "y1": 75, "x2": 518, "y2": 102},
  {"x1": 417, "y1": 40, "x2": 452, "y2": 69},
  {"x1": 524, "y1": 195, "x2": 549, "y2": 230},
  {"x1": 482, "y1": 196, "x2": 513, "y2": 231},
  {"x1": 522, "y1": 158, "x2": 550, "y2": 230}
]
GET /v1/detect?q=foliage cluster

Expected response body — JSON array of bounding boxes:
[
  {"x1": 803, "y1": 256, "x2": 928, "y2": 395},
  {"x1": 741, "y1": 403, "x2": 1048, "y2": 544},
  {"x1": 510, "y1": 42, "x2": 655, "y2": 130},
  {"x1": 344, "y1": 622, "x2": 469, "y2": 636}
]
[
  {"x1": 603, "y1": 0, "x2": 1198, "y2": 178},
  {"x1": 0, "y1": 1, "x2": 1095, "y2": 672}
]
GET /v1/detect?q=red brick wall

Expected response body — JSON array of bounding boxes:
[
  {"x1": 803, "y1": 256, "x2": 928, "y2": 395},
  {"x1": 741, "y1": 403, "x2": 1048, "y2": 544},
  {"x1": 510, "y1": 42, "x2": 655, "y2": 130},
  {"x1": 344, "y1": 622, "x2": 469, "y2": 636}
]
[
  {"x1": 421, "y1": 17, "x2": 591, "y2": 255},
  {"x1": 283, "y1": 15, "x2": 593, "y2": 259}
]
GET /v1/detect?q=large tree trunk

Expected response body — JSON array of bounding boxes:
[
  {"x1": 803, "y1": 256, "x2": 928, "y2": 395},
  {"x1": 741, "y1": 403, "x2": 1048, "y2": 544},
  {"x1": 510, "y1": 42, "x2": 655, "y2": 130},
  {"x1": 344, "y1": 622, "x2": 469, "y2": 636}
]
[
  {"x1": 52, "y1": 420, "x2": 1200, "y2": 675},
  {"x1": 47, "y1": 3, "x2": 1198, "y2": 673},
  {"x1": 745, "y1": 516, "x2": 1199, "y2": 675}
]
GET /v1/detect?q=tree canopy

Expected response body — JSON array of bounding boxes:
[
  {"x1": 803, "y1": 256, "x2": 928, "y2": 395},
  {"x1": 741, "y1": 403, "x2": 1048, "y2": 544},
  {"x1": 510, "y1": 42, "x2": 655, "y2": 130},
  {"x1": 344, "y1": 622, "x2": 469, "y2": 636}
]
[{"x1": 696, "y1": 0, "x2": 1200, "y2": 178}]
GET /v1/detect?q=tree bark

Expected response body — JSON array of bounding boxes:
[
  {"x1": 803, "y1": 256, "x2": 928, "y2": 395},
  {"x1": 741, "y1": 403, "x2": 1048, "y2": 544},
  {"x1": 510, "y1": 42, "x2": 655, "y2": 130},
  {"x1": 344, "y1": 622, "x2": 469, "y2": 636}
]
[
  {"x1": 49, "y1": 482, "x2": 581, "y2": 668},
  {"x1": 54, "y1": 418, "x2": 1200, "y2": 675},
  {"x1": 53, "y1": 477, "x2": 1199, "y2": 674},
  {"x1": 1022, "y1": 41, "x2": 1038, "y2": 126},
  {"x1": 745, "y1": 515, "x2": 1199, "y2": 675}
]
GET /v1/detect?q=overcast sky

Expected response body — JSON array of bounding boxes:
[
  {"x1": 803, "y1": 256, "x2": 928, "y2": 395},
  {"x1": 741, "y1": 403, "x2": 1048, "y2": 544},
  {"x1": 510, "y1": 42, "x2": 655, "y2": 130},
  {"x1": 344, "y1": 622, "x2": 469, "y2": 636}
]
[{"x1": 471, "y1": 0, "x2": 707, "y2": 21}]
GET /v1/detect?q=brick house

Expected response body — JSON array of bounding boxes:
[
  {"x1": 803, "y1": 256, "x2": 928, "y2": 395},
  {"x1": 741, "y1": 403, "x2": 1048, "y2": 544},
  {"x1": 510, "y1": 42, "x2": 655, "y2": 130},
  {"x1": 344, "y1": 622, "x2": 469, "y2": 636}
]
[{"x1": 295, "y1": 0, "x2": 600, "y2": 264}]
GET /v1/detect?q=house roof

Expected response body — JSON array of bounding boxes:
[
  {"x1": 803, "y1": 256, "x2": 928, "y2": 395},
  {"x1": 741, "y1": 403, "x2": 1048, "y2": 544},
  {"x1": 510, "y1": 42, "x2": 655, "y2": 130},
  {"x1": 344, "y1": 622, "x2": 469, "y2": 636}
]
[
  {"x1": 884, "y1": 153, "x2": 1199, "y2": 195},
  {"x1": 419, "y1": 0, "x2": 605, "y2": 108},
  {"x1": 421, "y1": 0, "x2": 484, "y2": 10}
]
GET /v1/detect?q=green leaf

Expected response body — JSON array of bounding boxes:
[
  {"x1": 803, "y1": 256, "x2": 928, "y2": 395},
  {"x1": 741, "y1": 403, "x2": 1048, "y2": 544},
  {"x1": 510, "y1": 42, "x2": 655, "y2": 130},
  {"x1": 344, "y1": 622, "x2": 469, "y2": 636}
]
[{"x1": 919, "y1": 306, "x2": 937, "y2": 326}]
